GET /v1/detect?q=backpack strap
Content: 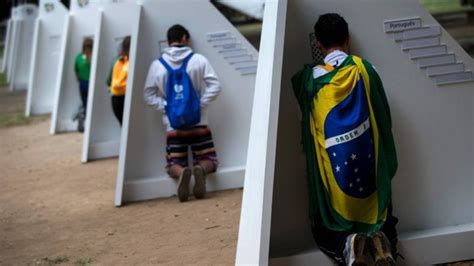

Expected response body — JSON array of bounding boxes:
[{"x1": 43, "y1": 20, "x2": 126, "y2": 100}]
[
  {"x1": 158, "y1": 57, "x2": 173, "y2": 73},
  {"x1": 180, "y1": 52, "x2": 194, "y2": 70},
  {"x1": 159, "y1": 53, "x2": 194, "y2": 72}
]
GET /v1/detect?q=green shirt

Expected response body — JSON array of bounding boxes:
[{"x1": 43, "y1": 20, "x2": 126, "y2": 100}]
[{"x1": 74, "y1": 53, "x2": 91, "y2": 81}]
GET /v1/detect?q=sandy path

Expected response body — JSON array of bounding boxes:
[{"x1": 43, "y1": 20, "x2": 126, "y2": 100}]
[{"x1": 0, "y1": 119, "x2": 242, "y2": 265}]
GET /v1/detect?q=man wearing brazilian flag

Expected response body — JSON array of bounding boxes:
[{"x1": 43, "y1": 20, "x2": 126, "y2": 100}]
[{"x1": 292, "y1": 14, "x2": 399, "y2": 265}]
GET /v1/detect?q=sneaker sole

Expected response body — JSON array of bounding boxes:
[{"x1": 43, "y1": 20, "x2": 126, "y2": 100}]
[
  {"x1": 193, "y1": 166, "x2": 206, "y2": 199},
  {"x1": 177, "y1": 168, "x2": 191, "y2": 202},
  {"x1": 372, "y1": 232, "x2": 396, "y2": 266},
  {"x1": 353, "y1": 234, "x2": 370, "y2": 266}
]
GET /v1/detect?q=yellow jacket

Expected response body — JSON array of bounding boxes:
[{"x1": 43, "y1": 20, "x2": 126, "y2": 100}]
[{"x1": 110, "y1": 56, "x2": 129, "y2": 96}]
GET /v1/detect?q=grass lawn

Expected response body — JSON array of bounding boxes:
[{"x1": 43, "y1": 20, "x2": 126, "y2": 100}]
[
  {"x1": 0, "y1": 72, "x2": 7, "y2": 87},
  {"x1": 0, "y1": 112, "x2": 32, "y2": 128}
]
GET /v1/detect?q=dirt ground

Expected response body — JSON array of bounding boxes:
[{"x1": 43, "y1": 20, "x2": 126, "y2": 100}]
[
  {"x1": 0, "y1": 87, "x2": 242, "y2": 265},
  {"x1": 1, "y1": 85, "x2": 472, "y2": 266}
]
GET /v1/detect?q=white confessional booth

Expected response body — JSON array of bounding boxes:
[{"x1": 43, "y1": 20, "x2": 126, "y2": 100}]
[
  {"x1": 81, "y1": 0, "x2": 140, "y2": 162},
  {"x1": 7, "y1": 4, "x2": 38, "y2": 91},
  {"x1": 26, "y1": 0, "x2": 69, "y2": 117},
  {"x1": 114, "y1": 0, "x2": 258, "y2": 205},
  {"x1": 50, "y1": 0, "x2": 102, "y2": 134},
  {"x1": 4, "y1": 7, "x2": 18, "y2": 79},
  {"x1": 1, "y1": 17, "x2": 13, "y2": 74},
  {"x1": 236, "y1": 0, "x2": 474, "y2": 265}
]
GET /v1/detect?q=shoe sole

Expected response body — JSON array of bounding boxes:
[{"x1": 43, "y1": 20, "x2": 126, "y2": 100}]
[
  {"x1": 193, "y1": 166, "x2": 206, "y2": 199},
  {"x1": 352, "y1": 234, "x2": 370, "y2": 266},
  {"x1": 372, "y1": 233, "x2": 396, "y2": 266},
  {"x1": 177, "y1": 168, "x2": 191, "y2": 202}
]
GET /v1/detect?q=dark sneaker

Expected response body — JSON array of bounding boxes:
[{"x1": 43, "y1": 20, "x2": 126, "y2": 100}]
[
  {"x1": 371, "y1": 231, "x2": 396, "y2": 266},
  {"x1": 177, "y1": 167, "x2": 191, "y2": 202},
  {"x1": 192, "y1": 165, "x2": 206, "y2": 199},
  {"x1": 343, "y1": 234, "x2": 373, "y2": 266}
]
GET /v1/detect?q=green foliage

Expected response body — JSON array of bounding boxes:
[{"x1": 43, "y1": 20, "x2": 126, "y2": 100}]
[{"x1": 419, "y1": 0, "x2": 474, "y2": 14}]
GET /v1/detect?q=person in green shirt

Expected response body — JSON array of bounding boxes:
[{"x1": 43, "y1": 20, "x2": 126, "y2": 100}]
[{"x1": 74, "y1": 38, "x2": 93, "y2": 111}]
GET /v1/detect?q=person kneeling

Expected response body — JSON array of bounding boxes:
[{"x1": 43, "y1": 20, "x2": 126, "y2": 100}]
[
  {"x1": 292, "y1": 14, "x2": 399, "y2": 265},
  {"x1": 144, "y1": 25, "x2": 221, "y2": 202}
]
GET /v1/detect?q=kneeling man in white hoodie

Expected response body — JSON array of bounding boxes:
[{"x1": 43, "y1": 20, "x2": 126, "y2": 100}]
[{"x1": 144, "y1": 24, "x2": 221, "y2": 202}]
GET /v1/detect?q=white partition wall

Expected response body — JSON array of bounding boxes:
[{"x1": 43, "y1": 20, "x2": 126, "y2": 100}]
[
  {"x1": 1, "y1": 19, "x2": 13, "y2": 74},
  {"x1": 50, "y1": 1, "x2": 102, "y2": 134},
  {"x1": 8, "y1": 4, "x2": 38, "y2": 91},
  {"x1": 26, "y1": 0, "x2": 69, "y2": 117},
  {"x1": 5, "y1": 8, "x2": 18, "y2": 81},
  {"x1": 115, "y1": 0, "x2": 258, "y2": 205},
  {"x1": 237, "y1": 0, "x2": 474, "y2": 265},
  {"x1": 82, "y1": 0, "x2": 139, "y2": 162}
]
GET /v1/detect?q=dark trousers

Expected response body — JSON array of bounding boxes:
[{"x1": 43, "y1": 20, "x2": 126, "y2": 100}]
[
  {"x1": 312, "y1": 206, "x2": 399, "y2": 265},
  {"x1": 111, "y1": 95, "x2": 125, "y2": 126},
  {"x1": 79, "y1": 80, "x2": 89, "y2": 110}
]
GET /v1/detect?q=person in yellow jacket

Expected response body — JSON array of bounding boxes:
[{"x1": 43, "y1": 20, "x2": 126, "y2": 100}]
[{"x1": 107, "y1": 36, "x2": 131, "y2": 126}]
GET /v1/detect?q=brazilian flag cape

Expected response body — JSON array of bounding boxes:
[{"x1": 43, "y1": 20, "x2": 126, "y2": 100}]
[{"x1": 291, "y1": 55, "x2": 397, "y2": 234}]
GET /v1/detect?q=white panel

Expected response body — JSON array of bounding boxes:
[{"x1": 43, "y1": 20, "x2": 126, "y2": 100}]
[
  {"x1": 115, "y1": 0, "x2": 258, "y2": 205},
  {"x1": 26, "y1": 19, "x2": 41, "y2": 117},
  {"x1": 408, "y1": 45, "x2": 447, "y2": 59},
  {"x1": 82, "y1": 1, "x2": 141, "y2": 162},
  {"x1": 9, "y1": 4, "x2": 38, "y2": 91},
  {"x1": 81, "y1": 11, "x2": 104, "y2": 161},
  {"x1": 6, "y1": 17, "x2": 18, "y2": 82},
  {"x1": 51, "y1": 7, "x2": 102, "y2": 133},
  {"x1": 88, "y1": 141, "x2": 120, "y2": 159},
  {"x1": 427, "y1": 63, "x2": 465, "y2": 77},
  {"x1": 26, "y1": 0, "x2": 69, "y2": 117},
  {"x1": 236, "y1": 0, "x2": 287, "y2": 264},
  {"x1": 418, "y1": 54, "x2": 456, "y2": 68},
  {"x1": 401, "y1": 36, "x2": 439, "y2": 50},
  {"x1": 1, "y1": 19, "x2": 12, "y2": 73}
]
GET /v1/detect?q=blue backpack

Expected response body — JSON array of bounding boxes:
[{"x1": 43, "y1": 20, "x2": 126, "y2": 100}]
[{"x1": 159, "y1": 53, "x2": 201, "y2": 129}]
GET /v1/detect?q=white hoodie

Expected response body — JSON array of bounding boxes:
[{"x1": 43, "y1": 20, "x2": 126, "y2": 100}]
[{"x1": 144, "y1": 46, "x2": 221, "y2": 131}]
